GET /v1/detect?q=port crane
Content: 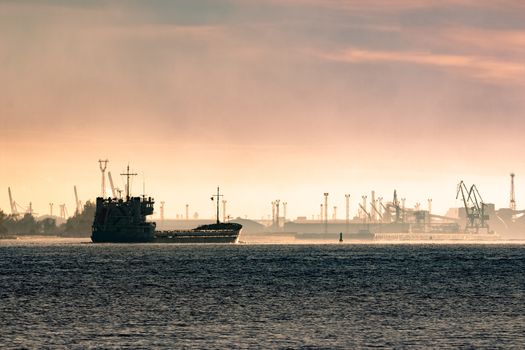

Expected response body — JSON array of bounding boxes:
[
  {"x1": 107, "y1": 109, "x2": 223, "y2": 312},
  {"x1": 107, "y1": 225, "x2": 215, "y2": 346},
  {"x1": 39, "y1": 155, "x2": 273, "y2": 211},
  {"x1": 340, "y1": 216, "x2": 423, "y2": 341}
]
[
  {"x1": 107, "y1": 172, "x2": 117, "y2": 198},
  {"x1": 456, "y1": 181, "x2": 489, "y2": 233},
  {"x1": 8, "y1": 187, "x2": 18, "y2": 216},
  {"x1": 369, "y1": 201, "x2": 383, "y2": 222},
  {"x1": 358, "y1": 203, "x2": 372, "y2": 232},
  {"x1": 358, "y1": 203, "x2": 372, "y2": 223},
  {"x1": 7, "y1": 187, "x2": 36, "y2": 217},
  {"x1": 74, "y1": 186, "x2": 82, "y2": 215},
  {"x1": 380, "y1": 190, "x2": 404, "y2": 223}
]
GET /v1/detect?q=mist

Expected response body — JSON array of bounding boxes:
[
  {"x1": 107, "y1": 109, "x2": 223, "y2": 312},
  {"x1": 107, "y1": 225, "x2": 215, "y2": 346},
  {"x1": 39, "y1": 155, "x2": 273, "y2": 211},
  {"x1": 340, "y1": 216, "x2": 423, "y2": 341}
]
[{"x1": 2, "y1": 0, "x2": 525, "y2": 219}]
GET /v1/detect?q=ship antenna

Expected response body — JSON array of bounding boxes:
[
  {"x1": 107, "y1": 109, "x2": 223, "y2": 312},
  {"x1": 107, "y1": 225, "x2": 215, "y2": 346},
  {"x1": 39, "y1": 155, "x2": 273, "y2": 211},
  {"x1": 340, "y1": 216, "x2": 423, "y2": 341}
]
[
  {"x1": 210, "y1": 186, "x2": 223, "y2": 224},
  {"x1": 121, "y1": 164, "x2": 138, "y2": 199}
]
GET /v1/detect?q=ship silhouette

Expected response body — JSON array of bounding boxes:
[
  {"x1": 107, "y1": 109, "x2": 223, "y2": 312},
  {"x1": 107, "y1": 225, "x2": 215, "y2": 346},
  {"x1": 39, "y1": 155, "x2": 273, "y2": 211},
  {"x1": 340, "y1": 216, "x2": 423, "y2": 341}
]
[{"x1": 91, "y1": 166, "x2": 241, "y2": 243}]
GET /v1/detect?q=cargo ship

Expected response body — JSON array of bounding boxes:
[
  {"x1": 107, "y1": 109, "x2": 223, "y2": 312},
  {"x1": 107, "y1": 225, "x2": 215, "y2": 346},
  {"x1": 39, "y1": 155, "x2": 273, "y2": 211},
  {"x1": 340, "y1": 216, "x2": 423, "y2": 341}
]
[{"x1": 91, "y1": 166, "x2": 241, "y2": 243}]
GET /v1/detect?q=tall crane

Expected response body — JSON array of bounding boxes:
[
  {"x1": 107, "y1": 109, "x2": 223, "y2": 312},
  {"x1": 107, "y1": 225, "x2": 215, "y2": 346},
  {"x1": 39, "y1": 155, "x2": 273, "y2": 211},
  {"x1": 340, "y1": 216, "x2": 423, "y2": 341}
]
[
  {"x1": 107, "y1": 172, "x2": 117, "y2": 198},
  {"x1": 74, "y1": 186, "x2": 81, "y2": 215},
  {"x1": 7, "y1": 188, "x2": 33, "y2": 217},
  {"x1": 358, "y1": 203, "x2": 372, "y2": 223},
  {"x1": 358, "y1": 203, "x2": 372, "y2": 233},
  {"x1": 369, "y1": 201, "x2": 383, "y2": 222},
  {"x1": 8, "y1": 187, "x2": 18, "y2": 216},
  {"x1": 456, "y1": 181, "x2": 489, "y2": 233},
  {"x1": 393, "y1": 190, "x2": 401, "y2": 223}
]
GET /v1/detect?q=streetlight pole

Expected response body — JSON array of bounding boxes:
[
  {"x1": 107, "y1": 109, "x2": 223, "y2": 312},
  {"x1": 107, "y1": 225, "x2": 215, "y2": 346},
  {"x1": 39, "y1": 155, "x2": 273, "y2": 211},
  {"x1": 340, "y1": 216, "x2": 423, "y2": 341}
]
[
  {"x1": 323, "y1": 193, "x2": 329, "y2": 233},
  {"x1": 345, "y1": 194, "x2": 350, "y2": 234}
]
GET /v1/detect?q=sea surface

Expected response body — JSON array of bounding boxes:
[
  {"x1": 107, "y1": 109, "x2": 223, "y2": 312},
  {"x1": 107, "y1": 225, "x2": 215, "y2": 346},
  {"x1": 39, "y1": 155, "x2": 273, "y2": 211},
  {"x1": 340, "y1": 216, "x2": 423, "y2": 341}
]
[{"x1": 0, "y1": 241, "x2": 524, "y2": 349}]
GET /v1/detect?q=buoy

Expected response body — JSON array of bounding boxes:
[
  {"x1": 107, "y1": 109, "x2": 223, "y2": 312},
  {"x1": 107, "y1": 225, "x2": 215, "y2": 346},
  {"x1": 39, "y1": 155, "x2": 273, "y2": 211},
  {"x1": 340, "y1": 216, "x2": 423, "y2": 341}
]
[{"x1": 339, "y1": 232, "x2": 343, "y2": 243}]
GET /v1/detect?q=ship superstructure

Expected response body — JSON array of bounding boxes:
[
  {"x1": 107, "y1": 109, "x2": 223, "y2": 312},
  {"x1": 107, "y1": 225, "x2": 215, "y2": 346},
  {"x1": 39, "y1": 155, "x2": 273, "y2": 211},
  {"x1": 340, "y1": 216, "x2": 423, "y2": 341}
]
[
  {"x1": 92, "y1": 196, "x2": 156, "y2": 243},
  {"x1": 91, "y1": 165, "x2": 156, "y2": 243}
]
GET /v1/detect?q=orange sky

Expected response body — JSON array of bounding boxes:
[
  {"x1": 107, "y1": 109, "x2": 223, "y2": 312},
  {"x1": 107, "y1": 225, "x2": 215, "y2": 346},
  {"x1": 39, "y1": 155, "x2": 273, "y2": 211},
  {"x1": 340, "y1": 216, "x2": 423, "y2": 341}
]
[{"x1": 1, "y1": 1, "x2": 525, "y2": 219}]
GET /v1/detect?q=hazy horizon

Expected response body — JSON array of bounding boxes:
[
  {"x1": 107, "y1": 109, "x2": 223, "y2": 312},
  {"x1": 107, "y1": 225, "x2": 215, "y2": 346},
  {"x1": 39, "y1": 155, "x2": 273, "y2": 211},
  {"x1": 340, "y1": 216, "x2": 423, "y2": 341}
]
[{"x1": 2, "y1": 0, "x2": 525, "y2": 220}]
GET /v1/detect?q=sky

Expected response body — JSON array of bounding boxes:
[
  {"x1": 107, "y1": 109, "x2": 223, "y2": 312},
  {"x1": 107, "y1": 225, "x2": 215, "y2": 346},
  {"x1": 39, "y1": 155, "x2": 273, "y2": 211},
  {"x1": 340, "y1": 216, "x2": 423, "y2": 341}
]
[{"x1": 1, "y1": 0, "x2": 525, "y2": 220}]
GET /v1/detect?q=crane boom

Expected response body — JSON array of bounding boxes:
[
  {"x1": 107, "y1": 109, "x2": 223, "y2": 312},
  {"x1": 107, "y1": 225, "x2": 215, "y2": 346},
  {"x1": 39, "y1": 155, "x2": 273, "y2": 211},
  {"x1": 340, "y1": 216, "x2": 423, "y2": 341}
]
[
  {"x1": 108, "y1": 172, "x2": 117, "y2": 198},
  {"x1": 370, "y1": 201, "x2": 383, "y2": 221},
  {"x1": 74, "y1": 186, "x2": 81, "y2": 214},
  {"x1": 456, "y1": 180, "x2": 489, "y2": 233},
  {"x1": 358, "y1": 203, "x2": 371, "y2": 221},
  {"x1": 8, "y1": 187, "x2": 18, "y2": 215}
]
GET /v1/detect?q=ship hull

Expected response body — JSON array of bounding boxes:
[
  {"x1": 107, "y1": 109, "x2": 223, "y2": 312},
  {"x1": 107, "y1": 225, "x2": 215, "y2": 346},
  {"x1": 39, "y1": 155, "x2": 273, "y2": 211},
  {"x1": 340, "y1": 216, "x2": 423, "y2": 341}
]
[
  {"x1": 154, "y1": 229, "x2": 240, "y2": 244},
  {"x1": 91, "y1": 228, "x2": 155, "y2": 243}
]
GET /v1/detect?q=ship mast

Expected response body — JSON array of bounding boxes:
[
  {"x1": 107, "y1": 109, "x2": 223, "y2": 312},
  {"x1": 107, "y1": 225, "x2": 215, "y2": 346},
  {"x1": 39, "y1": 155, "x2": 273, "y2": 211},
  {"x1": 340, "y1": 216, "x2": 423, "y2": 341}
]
[
  {"x1": 211, "y1": 186, "x2": 223, "y2": 224},
  {"x1": 121, "y1": 165, "x2": 137, "y2": 199}
]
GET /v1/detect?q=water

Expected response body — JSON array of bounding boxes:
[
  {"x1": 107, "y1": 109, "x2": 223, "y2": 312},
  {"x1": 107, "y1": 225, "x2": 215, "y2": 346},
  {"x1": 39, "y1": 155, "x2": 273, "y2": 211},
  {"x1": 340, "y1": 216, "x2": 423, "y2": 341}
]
[{"x1": 1, "y1": 242, "x2": 524, "y2": 349}]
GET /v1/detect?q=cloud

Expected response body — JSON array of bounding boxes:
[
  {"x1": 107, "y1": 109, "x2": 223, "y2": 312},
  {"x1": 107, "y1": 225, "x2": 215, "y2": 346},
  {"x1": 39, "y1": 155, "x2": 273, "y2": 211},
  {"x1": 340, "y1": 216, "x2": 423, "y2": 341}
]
[
  {"x1": 95, "y1": 24, "x2": 227, "y2": 42},
  {"x1": 251, "y1": 0, "x2": 525, "y2": 12},
  {"x1": 442, "y1": 28, "x2": 525, "y2": 54},
  {"x1": 319, "y1": 47, "x2": 525, "y2": 85}
]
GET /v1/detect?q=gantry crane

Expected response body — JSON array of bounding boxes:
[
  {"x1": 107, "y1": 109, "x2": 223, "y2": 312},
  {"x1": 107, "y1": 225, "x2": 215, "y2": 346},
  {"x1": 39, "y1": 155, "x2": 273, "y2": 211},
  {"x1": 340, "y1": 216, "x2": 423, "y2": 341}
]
[{"x1": 456, "y1": 181, "x2": 489, "y2": 233}]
